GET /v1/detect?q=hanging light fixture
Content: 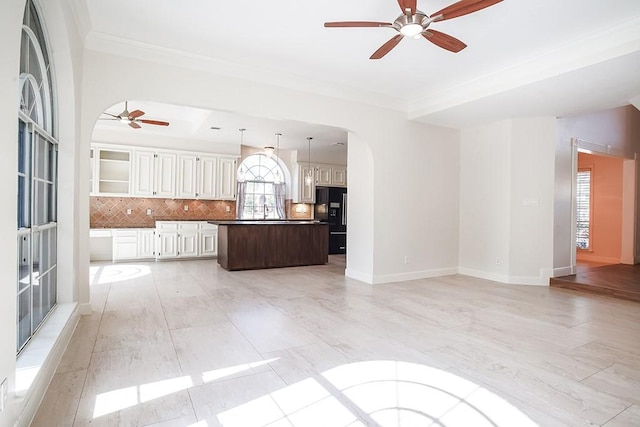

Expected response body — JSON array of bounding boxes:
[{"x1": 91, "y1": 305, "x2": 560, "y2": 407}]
[
  {"x1": 274, "y1": 133, "x2": 282, "y2": 184},
  {"x1": 305, "y1": 137, "x2": 314, "y2": 186},
  {"x1": 237, "y1": 128, "x2": 246, "y2": 182},
  {"x1": 263, "y1": 146, "x2": 275, "y2": 157}
]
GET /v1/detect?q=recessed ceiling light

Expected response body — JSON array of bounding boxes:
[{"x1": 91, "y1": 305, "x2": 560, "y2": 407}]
[
  {"x1": 210, "y1": 126, "x2": 221, "y2": 130},
  {"x1": 331, "y1": 142, "x2": 346, "y2": 146}
]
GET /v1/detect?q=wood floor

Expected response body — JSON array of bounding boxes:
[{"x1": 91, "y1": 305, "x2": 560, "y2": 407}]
[
  {"x1": 32, "y1": 257, "x2": 640, "y2": 426},
  {"x1": 550, "y1": 263, "x2": 640, "y2": 303}
]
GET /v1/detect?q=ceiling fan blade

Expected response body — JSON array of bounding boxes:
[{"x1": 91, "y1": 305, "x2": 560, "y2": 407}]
[
  {"x1": 101, "y1": 112, "x2": 120, "y2": 118},
  {"x1": 139, "y1": 119, "x2": 170, "y2": 126},
  {"x1": 397, "y1": 0, "x2": 417, "y2": 15},
  {"x1": 129, "y1": 109, "x2": 145, "y2": 119},
  {"x1": 325, "y1": 21, "x2": 392, "y2": 28},
  {"x1": 431, "y1": 0, "x2": 502, "y2": 22},
  {"x1": 370, "y1": 34, "x2": 404, "y2": 60},
  {"x1": 129, "y1": 122, "x2": 142, "y2": 129},
  {"x1": 422, "y1": 30, "x2": 467, "y2": 53}
]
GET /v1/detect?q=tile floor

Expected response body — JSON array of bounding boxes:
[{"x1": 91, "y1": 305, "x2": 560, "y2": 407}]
[{"x1": 32, "y1": 256, "x2": 640, "y2": 426}]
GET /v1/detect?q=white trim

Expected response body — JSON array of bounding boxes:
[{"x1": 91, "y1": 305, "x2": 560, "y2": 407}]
[
  {"x1": 84, "y1": 32, "x2": 407, "y2": 114},
  {"x1": 371, "y1": 267, "x2": 459, "y2": 285},
  {"x1": 14, "y1": 303, "x2": 79, "y2": 427},
  {"x1": 18, "y1": 73, "x2": 44, "y2": 126},
  {"x1": 21, "y1": 25, "x2": 53, "y2": 133},
  {"x1": 344, "y1": 268, "x2": 374, "y2": 284},
  {"x1": 79, "y1": 302, "x2": 92, "y2": 315},
  {"x1": 553, "y1": 266, "x2": 573, "y2": 277},
  {"x1": 459, "y1": 268, "x2": 549, "y2": 286}
]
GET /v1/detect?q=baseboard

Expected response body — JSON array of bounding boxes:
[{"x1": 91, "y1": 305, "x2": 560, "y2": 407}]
[
  {"x1": 15, "y1": 303, "x2": 79, "y2": 427},
  {"x1": 371, "y1": 267, "x2": 459, "y2": 285},
  {"x1": 345, "y1": 268, "x2": 374, "y2": 284},
  {"x1": 553, "y1": 266, "x2": 573, "y2": 277},
  {"x1": 635, "y1": 255, "x2": 640, "y2": 264},
  {"x1": 79, "y1": 302, "x2": 92, "y2": 315},
  {"x1": 459, "y1": 268, "x2": 549, "y2": 286}
]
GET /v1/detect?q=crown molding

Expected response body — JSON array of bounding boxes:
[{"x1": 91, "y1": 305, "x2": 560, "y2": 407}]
[
  {"x1": 408, "y1": 16, "x2": 640, "y2": 120},
  {"x1": 84, "y1": 32, "x2": 407, "y2": 114}
]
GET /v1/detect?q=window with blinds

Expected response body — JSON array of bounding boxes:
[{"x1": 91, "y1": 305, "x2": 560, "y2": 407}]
[{"x1": 576, "y1": 169, "x2": 591, "y2": 250}]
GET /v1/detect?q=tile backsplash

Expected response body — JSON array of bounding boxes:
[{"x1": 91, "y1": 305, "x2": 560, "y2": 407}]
[
  {"x1": 90, "y1": 197, "x2": 313, "y2": 228},
  {"x1": 90, "y1": 197, "x2": 236, "y2": 228}
]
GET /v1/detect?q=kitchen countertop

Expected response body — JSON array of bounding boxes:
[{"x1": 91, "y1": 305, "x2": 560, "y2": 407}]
[{"x1": 210, "y1": 220, "x2": 321, "y2": 225}]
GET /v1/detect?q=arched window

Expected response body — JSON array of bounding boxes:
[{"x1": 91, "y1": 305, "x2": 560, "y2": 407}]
[
  {"x1": 236, "y1": 154, "x2": 286, "y2": 220},
  {"x1": 17, "y1": 0, "x2": 58, "y2": 353}
]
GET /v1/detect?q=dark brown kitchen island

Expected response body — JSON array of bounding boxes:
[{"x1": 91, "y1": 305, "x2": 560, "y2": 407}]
[{"x1": 210, "y1": 220, "x2": 329, "y2": 271}]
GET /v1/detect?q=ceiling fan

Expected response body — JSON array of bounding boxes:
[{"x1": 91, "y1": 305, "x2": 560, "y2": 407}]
[
  {"x1": 324, "y1": 0, "x2": 502, "y2": 59},
  {"x1": 100, "y1": 101, "x2": 170, "y2": 129}
]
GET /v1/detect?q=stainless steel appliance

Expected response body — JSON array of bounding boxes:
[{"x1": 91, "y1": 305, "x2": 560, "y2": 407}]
[{"x1": 315, "y1": 186, "x2": 347, "y2": 254}]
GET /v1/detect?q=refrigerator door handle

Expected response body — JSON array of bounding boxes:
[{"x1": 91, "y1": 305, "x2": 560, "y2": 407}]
[
  {"x1": 330, "y1": 232, "x2": 347, "y2": 235},
  {"x1": 342, "y1": 193, "x2": 347, "y2": 226}
]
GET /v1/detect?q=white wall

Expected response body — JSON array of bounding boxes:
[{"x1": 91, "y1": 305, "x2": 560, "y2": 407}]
[
  {"x1": 1, "y1": 1, "x2": 84, "y2": 426},
  {"x1": 460, "y1": 120, "x2": 512, "y2": 280},
  {"x1": 0, "y1": 2, "x2": 25, "y2": 425},
  {"x1": 80, "y1": 50, "x2": 461, "y2": 289},
  {"x1": 460, "y1": 118, "x2": 556, "y2": 285}
]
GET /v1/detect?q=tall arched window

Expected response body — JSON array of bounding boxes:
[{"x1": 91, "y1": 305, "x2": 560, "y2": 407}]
[
  {"x1": 17, "y1": 0, "x2": 58, "y2": 353},
  {"x1": 236, "y1": 154, "x2": 286, "y2": 220}
]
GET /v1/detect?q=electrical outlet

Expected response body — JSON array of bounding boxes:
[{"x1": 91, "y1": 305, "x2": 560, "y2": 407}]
[
  {"x1": 0, "y1": 377, "x2": 7, "y2": 412},
  {"x1": 496, "y1": 257, "x2": 501, "y2": 265},
  {"x1": 225, "y1": 205, "x2": 231, "y2": 213},
  {"x1": 184, "y1": 205, "x2": 189, "y2": 211},
  {"x1": 146, "y1": 209, "x2": 152, "y2": 216},
  {"x1": 126, "y1": 208, "x2": 132, "y2": 215},
  {"x1": 404, "y1": 256, "x2": 409, "y2": 264}
]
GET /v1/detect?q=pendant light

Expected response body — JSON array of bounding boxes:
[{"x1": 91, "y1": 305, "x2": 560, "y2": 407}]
[
  {"x1": 304, "y1": 137, "x2": 313, "y2": 186},
  {"x1": 237, "y1": 128, "x2": 246, "y2": 182},
  {"x1": 274, "y1": 133, "x2": 282, "y2": 184}
]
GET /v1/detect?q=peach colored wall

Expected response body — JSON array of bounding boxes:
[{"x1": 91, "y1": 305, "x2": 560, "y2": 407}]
[{"x1": 577, "y1": 152, "x2": 623, "y2": 263}]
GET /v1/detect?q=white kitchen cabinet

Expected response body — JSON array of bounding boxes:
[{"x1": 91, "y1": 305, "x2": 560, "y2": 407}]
[
  {"x1": 155, "y1": 221, "x2": 217, "y2": 260},
  {"x1": 177, "y1": 153, "x2": 198, "y2": 198},
  {"x1": 294, "y1": 163, "x2": 316, "y2": 203},
  {"x1": 112, "y1": 228, "x2": 156, "y2": 261},
  {"x1": 315, "y1": 165, "x2": 332, "y2": 186},
  {"x1": 200, "y1": 223, "x2": 218, "y2": 257},
  {"x1": 112, "y1": 229, "x2": 140, "y2": 261},
  {"x1": 198, "y1": 155, "x2": 218, "y2": 199},
  {"x1": 89, "y1": 147, "x2": 96, "y2": 194},
  {"x1": 138, "y1": 229, "x2": 156, "y2": 259},
  {"x1": 133, "y1": 150, "x2": 176, "y2": 198},
  {"x1": 95, "y1": 147, "x2": 131, "y2": 196},
  {"x1": 332, "y1": 167, "x2": 347, "y2": 187},
  {"x1": 217, "y1": 157, "x2": 237, "y2": 200}
]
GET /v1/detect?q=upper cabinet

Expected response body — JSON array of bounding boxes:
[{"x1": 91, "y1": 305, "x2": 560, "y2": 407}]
[
  {"x1": 91, "y1": 143, "x2": 238, "y2": 200},
  {"x1": 132, "y1": 150, "x2": 177, "y2": 198},
  {"x1": 176, "y1": 154, "x2": 220, "y2": 200},
  {"x1": 292, "y1": 162, "x2": 348, "y2": 203},
  {"x1": 316, "y1": 164, "x2": 347, "y2": 188},
  {"x1": 94, "y1": 146, "x2": 132, "y2": 196},
  {"x1": 217, "y1": 157, "x2": 237, "y2": 200}
]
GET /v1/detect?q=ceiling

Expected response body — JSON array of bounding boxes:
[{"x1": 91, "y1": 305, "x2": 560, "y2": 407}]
[
  {"x1": 96, "y1": 101, "x2": 349, "y2": 155},
  {"x1": 82, "y1": 0, "x2": 640, "y2": 140}
]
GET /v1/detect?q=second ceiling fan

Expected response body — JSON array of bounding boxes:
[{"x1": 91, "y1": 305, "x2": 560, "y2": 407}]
[
  {"x1": 324, "y1": 0, "x2": 503, "y2": 59},
  {"x1": 101, "y1": 101, "x2": 170, "y2": 129}
]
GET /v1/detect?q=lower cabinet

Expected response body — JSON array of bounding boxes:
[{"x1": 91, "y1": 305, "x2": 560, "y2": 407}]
[
  {"x1": 112, "y1": 228, "x2": 156, "y2": 261},
  {"x1": 155, "y1": 221, "x2": 217, "y2": 260}
]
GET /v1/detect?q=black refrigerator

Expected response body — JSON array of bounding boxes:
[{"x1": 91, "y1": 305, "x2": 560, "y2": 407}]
[{"x1": 315, "y1": 186, "x2": 347, "y2": 254}]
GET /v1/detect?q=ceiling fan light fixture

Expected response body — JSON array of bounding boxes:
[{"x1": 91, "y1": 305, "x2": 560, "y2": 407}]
[{"x1": 400, "y1": 23, "x2": 423, "y2": 37}]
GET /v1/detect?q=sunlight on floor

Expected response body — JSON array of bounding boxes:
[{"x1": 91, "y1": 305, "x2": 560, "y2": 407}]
[
  {"x1": 202, "y1": 358, "x2": 279, "y2": 383},
  {"x1": 89, "y1": 264, "x2": 151, "y2": 285},
  {"x1": 91, "y1": 359, "x2": 537, "y2": 425},
  {"x1": 93, "y1": 358, "x2": 280, "y2": 419}
]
